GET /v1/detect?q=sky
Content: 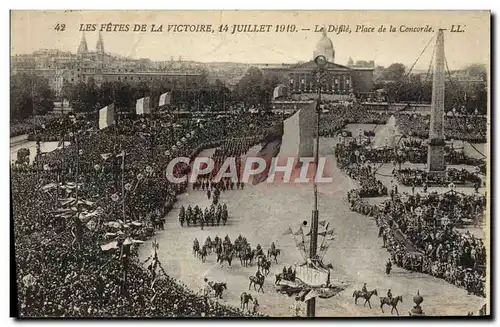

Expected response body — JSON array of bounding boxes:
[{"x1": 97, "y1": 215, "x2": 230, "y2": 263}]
[{"x1": 10, "y1": 10, "x2": 490, "y2": 70}]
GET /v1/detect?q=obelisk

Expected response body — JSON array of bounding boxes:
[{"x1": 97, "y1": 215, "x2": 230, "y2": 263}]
[{"x1": 427, "y1": 29, "x2": 446, "y2": 175}]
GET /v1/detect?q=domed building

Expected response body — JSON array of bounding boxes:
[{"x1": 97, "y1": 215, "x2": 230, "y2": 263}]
[{"x1": 262, "y1": 30, "x2": 374, "y2": 102}]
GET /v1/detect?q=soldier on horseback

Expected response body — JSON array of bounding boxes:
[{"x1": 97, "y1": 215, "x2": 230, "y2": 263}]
[
  {"x1": 256, "y1": 269, "x2": 263, "y2": 280},
  {"x1": 387, "y1": 289, "x2": 393, "y2": 300},
  {"x1": 256, "y1": 244, "x2": 263, "y2": 257},
  {"x1": 270, "y1": 241, "x2": 276, "y2": 253},
  {"x1": 361, "y1": 283, "x2": 368, "y2": 294},
  {"x1": 253, "y1": 298, "x2": 259, "y2": 313}
]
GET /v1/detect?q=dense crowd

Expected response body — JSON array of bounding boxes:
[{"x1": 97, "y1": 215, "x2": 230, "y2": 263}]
[
  {"x1": 13, "y1": 110, "x2": 281, "y2": 317},
  {"x1": 396, "y1": 168, "x2": 483, "y2": 187},
  {"x1": 336, "y1": 125, "x2": 487, "y2": 298},
  {"x1": 318, "y1": 104, "x2": 487, "y2": 143},
  {"x1": 10, "y1": 114, "x2": 62, "y2": 138},
  {"x1": 335, "y1": 143, "x2": 388, "y2": 197},
  {"x1": 347, "y1": 183, "x2": 486, "y2": 297}
]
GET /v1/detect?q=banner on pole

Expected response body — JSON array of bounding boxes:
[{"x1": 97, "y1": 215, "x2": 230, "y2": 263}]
[
  {"x1": 159, "y1": 92, "x2": 171, "y2": 106},
  {"x1": 136, "y1": 97, "x2": 151, "y2": 115},
  {"x1": 99, "y1": 104, "x2": 115, "y2": 130}
]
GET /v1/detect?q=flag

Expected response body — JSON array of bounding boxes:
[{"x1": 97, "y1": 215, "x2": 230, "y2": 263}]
[
  {"x1": 136, "y1": 97, "x2": 151, "y2": 115},
  {"x1": 99, "y1": 104, "x2": 115, "y2": 130},
  {"x1": 282, "y1": 227, "x2": 293, "y2": 236},
  {"x1": 273, "y1": 84, "x2": 287, "y2": 100},
  {"x1": 159, "y1": 92, "x2": 171, "y2": 106},
  {"x1": 293, "y1": 226, "x2": 303, "y2": 236},
  {"x1": 101, "y1": 241, "x2": 119, "y2": 251},
  {"x1": 319, "y1": 220, "x2": 326, "y2": 227},
  {"x1": 304, "y1": 289, "x2": 320, "y2": 302},
  {"x1": 100, "y1": 153, "x2": 112, "y2": 160}
]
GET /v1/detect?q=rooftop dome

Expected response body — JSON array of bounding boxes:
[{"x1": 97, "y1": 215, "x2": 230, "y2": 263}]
[{"x1": 313, "y1": 28, "x2": 335, "y2": 63}]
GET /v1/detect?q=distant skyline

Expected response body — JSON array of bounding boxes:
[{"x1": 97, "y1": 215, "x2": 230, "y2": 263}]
[{"x1": 11, "y1": 11, "x2": 489, "y2": 70}]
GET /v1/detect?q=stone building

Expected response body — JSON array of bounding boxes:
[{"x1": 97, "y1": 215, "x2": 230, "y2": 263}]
[
  {"x1": 262, "y1": 30, "x2": 374, "y2": 101},
  {"x1": 11, "y1": 32, "x2": 204, "y2": 97}
]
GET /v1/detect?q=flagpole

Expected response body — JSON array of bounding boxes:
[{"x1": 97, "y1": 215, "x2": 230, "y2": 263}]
[
  {"x1": 122, "y1": 148, "x2": 125, "y2": 222},
  {"x1": 150, "y1": 95, "x2": 154, "y2": 160},
  {"x1": 75, "y1": 130, "x2": 82, "y2": 249},
  {"x1": 307, "y1": 53, "x2": 327, "y2": 318}
]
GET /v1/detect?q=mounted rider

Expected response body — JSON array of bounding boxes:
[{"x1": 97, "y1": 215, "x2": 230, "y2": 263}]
[
  {"x1": 252, "y1": 298, "x2": 259, "y2": 313},
  {"x1": 361, "y1": 283, "x2": 368, "y2": 294},
  {"x1": 270, "y1": 241, "x2": 276, "y2": 253},
  {"x1": 387, "y1": 289, "x2": 393, "y2": 300},
  {"x1": 256, "y1": 269, "x2": 263, "y2": 280},
  {"x1": 256, "y1": 244, "x2": 264, "y2": 257}
]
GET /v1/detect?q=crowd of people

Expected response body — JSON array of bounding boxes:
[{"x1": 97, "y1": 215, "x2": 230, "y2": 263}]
[
  {"x1": 10, "y1": 114, "x2": 62, "y2": 138},
  {"x1": 336, "y1": 122, "x2": 487, "y2": 298},
  {"x1": 347, "y1": 184, "x2": 486, "y2": 297},
  {"x1": 396, "y1": 168, "x2": 483, "y2": 188},
  {"x1": 318, "y1": 104, "x2": 487, "y2": 143},
  {"x1": 12, "y1": 110, "x2": 281, "y2": 317},
  {"x1": 335, "y1": 143, "x2": 388, "y2": 197}
]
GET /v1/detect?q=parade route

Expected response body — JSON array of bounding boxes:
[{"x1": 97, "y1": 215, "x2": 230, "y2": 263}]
[{"x1": 139, "y1": 138, "x2": 486, "y2": 317}]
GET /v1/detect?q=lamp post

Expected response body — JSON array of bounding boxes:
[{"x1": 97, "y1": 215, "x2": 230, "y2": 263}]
[{"x1": 306, "y1": 54, "x2": 327, "y2": 318}]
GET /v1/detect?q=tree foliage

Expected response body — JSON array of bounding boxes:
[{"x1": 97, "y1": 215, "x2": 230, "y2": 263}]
[
  {"x1": 10, "y1": 73, "x2": 55, "y2": 120},
  {"x1": 380, "y1": 63, "x2": 406, "y2": 82}
]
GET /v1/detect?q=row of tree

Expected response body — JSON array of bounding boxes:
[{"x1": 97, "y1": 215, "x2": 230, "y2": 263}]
[
  {"x1": 61, "y1": 78, "x2": 233, "y2": 113},
  {"x1": 373, "y1": 63, "x2": 487, "y2": 113},
  {"x1": 10, "y1": 63, "x2": 488, "y2": 120},
  {"x1": 10, "y1": 74, "x2": 55, "y2": 121}
]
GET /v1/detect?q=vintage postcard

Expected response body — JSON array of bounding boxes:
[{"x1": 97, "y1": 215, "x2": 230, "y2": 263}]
[{"x1": 10, "y1": 10, "x2": 490, "y2": 318}]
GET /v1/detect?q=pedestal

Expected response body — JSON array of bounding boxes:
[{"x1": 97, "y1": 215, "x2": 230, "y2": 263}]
[{"x1": 427, "y1": 144, "x2": 446, "y2": 172}]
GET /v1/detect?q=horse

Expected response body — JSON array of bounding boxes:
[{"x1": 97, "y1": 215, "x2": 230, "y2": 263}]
[
  {"x1": 353, "y1": 289, "x2": 378, "y2": 309},
  {"x1": 239, "y1": 249, "x2": 254, "y2": 267},
  {"x1": 240, "y1": 292, "x2": 254, "y2": 311},
  {"x1": 275, "y1": 273, "x2": 283, "y2": 285},
  {"x1": 267, "y1": 248, "x2": 281, "y2": 264},
  {"x1": 257, "y1": 257, "x2": 271, "y2": 276},
  {"x1": 217, "y1": 251, "x2": 234, "y2": 267},
  {"x1": 249, "y1": 275, "x2": 265, "y2": 293},
  {"x1": 209, "y1": 282, "x2": 227, "y2": 299},
  {"x1": 380, "y1": 295, "x2": 403, "y2": 315},
  {"x1": 199, "y1": 246, "x2": 208, "y2": 263},
  {"x1": 204, "y1": 238, "x2": 213, "y2": 255},
  {"x1": 192, "y1": 242, "x2": 200, "y2": 258}
]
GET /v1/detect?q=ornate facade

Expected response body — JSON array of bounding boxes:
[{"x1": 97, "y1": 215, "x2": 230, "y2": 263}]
[{"x1": 263, "y1": 30, "x2": 374, "y2": 100}]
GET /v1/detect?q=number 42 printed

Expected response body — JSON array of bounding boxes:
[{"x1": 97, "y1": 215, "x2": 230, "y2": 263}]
[{"x1": 54, "y1": 23, "x2": 66, "y2": 31}]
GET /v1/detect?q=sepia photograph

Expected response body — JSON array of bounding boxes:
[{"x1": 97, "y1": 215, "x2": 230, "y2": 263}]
[{"x1": 9, "y1": 10, "x2": 490, "y2": 318}]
